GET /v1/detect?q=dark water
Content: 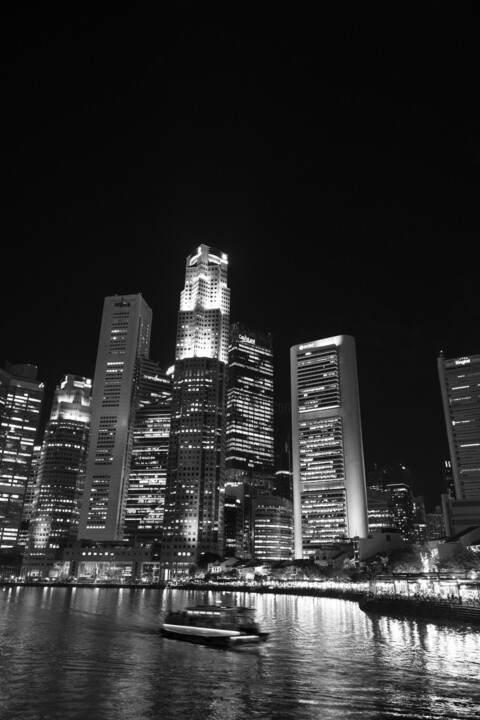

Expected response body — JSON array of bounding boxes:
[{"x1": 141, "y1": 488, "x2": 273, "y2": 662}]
[{"x1": 1, "y1": 586, "x2": 479, "y2": 720}]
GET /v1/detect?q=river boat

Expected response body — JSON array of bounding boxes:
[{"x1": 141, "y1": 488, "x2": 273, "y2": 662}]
[{"x1": 159, "y1": 604, "x2": 269, "y2": 647}]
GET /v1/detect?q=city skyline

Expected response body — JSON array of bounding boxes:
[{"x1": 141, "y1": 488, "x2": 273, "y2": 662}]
[{"x1": 2, "y1": 4, "x2": 479, "y2": 511}]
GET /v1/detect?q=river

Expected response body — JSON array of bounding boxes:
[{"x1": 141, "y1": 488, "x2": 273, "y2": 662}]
[{"x1": 1, "y1": 585, "x2": 479, "y2": 720}]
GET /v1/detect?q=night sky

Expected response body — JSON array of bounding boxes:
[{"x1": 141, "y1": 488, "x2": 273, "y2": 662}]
[{"x1": 2, "y1": 2, "x2": 479, "y2": 511}]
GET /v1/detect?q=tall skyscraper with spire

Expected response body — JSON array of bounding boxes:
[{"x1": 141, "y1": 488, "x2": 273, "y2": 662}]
[
  {"x1": 290, "y1": 335, "x2": 368, "y2": 559},
  {"x1": 78, "y1": 294, "x2": 152, "y2": 542},
  {"x1": 160, "y1": 245, "x2": 230, "y2": 579}
]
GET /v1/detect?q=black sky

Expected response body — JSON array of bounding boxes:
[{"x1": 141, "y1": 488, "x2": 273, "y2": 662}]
[{"x1": 2, "y1": 1, "x2": 479, "y2": 511}]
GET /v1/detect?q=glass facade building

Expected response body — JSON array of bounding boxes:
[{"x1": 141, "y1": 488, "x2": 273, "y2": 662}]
[
  {"x1": 0, "y1": 363, "x2": 44, "y2": 549},
  {"x1": 225, "y1": 322, "x2": 275, "y2": 557},
  {"x1": 226, "y1": 322, "x2": 274, "y2": 481},
  {"x1": 124, "y1": 358, "x2": 172, "y2": 546}
]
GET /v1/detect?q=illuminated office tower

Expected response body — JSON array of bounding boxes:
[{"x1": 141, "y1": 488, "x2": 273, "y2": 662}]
[
  {"x1": 226, "y1": 323, "x2": 274, "y2": 483},
  {"x1": 224, "y1": 323, "x2": 274, "y2": 557},
  {"x1": 253, "y1": 495, "x2": 293, "y2": 562},
  {"x1": 161, "y1": 245, "x2": 230, "y2": 578},
  {"x1": 21, "y1": 375, "x2": 91, "y2": 577},
  {"x1": 290, "y1": 335, "x2": 368, "y2": 559},
  {"x1": 123, "y1": 359, "x2": 172, "y2": 545},
  {"x1": 78, "y1": 294, "x2": 152, "y2": 542},
  {"x1": 0, "y1": 363, "x2": 44, "y2": 550},
  {"x1": 438, "y1": 351, "x2": 480, "y2": 534}
]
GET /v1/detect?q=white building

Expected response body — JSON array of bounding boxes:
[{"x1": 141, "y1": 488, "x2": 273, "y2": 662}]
[{"x1": 290, "y1": 335, "x2": 368, "y2": 559}]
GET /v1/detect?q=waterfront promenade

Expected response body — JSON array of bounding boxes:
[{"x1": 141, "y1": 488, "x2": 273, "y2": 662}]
[
  {"x1": 2, "y1": 576, "x2": 480, "y2": 626},
  {"x1": 167, "y1": 579, "x2": 480, "y2": 626}
]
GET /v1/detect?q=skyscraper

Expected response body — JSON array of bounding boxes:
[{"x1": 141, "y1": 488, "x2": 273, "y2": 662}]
[
  {"x1": 226, "y1": 322, "x2": 274, "y2": 484},
  {"x1": 224, "y1": 322, "x2": 274, "y2": 557},
  {"x1": 123, "y1": 358, "x2": 172, "y2": 546},
  {"x1": 78, "y1": 294, "x2": 152, "y2": 542},
  {"x1": 21, "y1": 374, "x2": 91, "y2": 578},
  {"x1": 0, "y1": 363, "x2": 44, "y2": 550},
  {"x1": 161, "y1": 245, "x2": 230, "y2": 578},
  {"x1": 438, "y1": 351, "x2": 480, "y2": 534},
  {"x1": 290, "y1": 335, "x2": 368, "y2": 559}
]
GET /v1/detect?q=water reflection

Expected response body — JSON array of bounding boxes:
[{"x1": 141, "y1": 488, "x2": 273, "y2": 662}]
[{"x1": 1, "y1": 586, "x2": 479, "y2": 719}]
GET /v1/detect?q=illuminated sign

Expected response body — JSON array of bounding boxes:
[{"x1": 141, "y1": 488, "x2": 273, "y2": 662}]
[
  {"x1": 239, "y1": 334, "x2": 255, "y2": 345},
  {"x1": 455, "y1": 358, "x2": 471, "y2": 366},
  {"x1": 299, "y1": 343, "x2": 315, "y2": 351}
]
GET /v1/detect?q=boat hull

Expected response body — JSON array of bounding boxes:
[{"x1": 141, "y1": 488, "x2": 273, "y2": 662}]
[{"x1": 159, "y1": 624, "x2": 269, "y2": 647}]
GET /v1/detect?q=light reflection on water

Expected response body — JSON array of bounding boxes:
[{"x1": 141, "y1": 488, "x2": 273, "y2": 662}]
[{"x1": 1, "y1": 586, "x2": 479, "y2": 720}]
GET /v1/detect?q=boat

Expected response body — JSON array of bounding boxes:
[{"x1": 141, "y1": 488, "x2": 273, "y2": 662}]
[{"x1": 159, "y1": 604, "x2": 269, "y2": 647}]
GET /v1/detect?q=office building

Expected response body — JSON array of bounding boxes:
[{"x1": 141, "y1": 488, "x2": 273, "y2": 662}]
[
  {"x1": 290, "y1": 335, "x2": 368, "y2": 559},
  {"x1": 21, "y1": 375, "x2": 92, "y2": 578},
  {"x1": 224, "y1": 322, "x2": 275, "y2": 556},
  {"x1": 438, "y1": 352, "x2": 480, "y2": 500},
  {"x1": 17, "y1": 443, "x2": 42, "y2": 550},
  {"x1": 0, "y1": 362, "x2": 44, "y2": 550},
  {"x1": 366, "y1": 463, "x2": 415, "y2": 540},
  {"x1": 78, "y1": 294, "x2": 152, "y2": 542},
  {"x1": 438, "y1": 352, "x2": 480, "y2": 534},
  {"x1": 226, "y1": 322, "x2": 274, "y2": 484},
  {"x1": 425, "y1": 506, "x2": 447, "y2": 540},
  {"x1": 161, "y1": 245, "x2": 230, "y2": 578},
  {"x1": 253, "y1": 494, "x2": 293, "y2": 562},
  {"x1": 123, "y1": 358, "x2": 172, "y2": 545},
  {"x1": 366, "y1": 488, "x2": 395, "y2": 533}
]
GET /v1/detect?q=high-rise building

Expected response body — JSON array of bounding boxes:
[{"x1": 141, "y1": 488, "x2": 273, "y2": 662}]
[
  {"x1": 0, "y1": 362, "x2": 44, "y2": 550},
  {"x1": 17, "y1": 443, "x2": 42, "y2": 550},
  {"x1": 438, "y1": 352, "x2": 480, "y2": 535},
  {"x1": 21, "y1": 375, "x2": 91, "y2": 578},
  {"x1": 224, "y1": 322, "x2": 274, "y2": 557},
  {"x1": 161, "y1": 245, "x2": 230, "y2": 578},
  {"x1": 123, "y1": 358, "x2": 172, "y2": 546},
  {"x1": 78, "y1": 294, "x2": 152, "y2": 542},
  {"x1": 290, "y1": 335, "x2": 368, "y2": 559},
  {"x1": 226, "y1": 322, "x2": 274, "y2": 484}
]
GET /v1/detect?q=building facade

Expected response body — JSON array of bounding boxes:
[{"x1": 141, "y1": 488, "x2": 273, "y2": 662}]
[
  {"x1": 123, "y1": 358, "x2": 172, "y2": 546},
  {"x1": 21, "y1": 374, "x2": 92, "y2": 578},
  {"x1": 253, "y1": 494, "x2": 293, "y2": 562},
  {"x1": 438, "y1": 352, "x2": 480, "y2": 534},
  {"x1": 225, "y1": 322, "x2": 274, "y2": 484},
  {"x1": 0, "y1": 362, "x2": 44, "y2": 550},
  {"x1": 290, "y1": 335, "x2": 368, "y2": 559},
  {"x1": 224, "y1": 322, "x2": 275, "y2": 557},
  {"x1": 78, "y1": 294, "x2": 152, "y2": 542},
  {"x1": 160, "y1": 245, "x2": 230, "y2": 578}
]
